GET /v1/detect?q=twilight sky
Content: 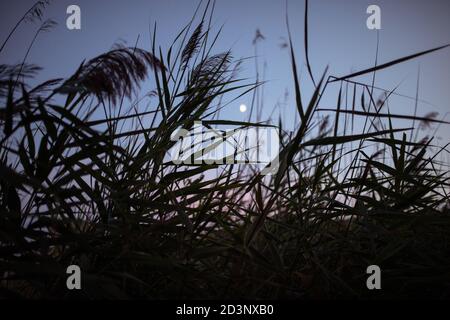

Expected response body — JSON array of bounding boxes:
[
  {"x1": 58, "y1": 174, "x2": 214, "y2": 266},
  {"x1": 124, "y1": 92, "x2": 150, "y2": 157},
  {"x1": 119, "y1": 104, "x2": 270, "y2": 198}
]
[{"x1": 1, "y1": 0, "x2": 449, "y2": 143}]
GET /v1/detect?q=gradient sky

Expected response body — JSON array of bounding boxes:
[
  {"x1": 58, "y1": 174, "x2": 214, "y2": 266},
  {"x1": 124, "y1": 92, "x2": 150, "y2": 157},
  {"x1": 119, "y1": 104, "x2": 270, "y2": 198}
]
[{"x1": 1, "y1": 0, "x2": 449, "y2": 143}]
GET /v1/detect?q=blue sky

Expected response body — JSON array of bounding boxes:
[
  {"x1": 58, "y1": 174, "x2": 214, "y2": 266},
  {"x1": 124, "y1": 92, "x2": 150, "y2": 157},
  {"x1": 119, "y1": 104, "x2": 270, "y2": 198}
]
[{"x1": 1, "y1": 0, "x2": 449, "y2": 143}]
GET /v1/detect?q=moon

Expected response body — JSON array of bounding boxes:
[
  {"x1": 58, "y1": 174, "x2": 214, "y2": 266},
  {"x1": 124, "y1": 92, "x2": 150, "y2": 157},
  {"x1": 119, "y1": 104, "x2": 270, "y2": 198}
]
[{"x1": 239, "y1": 104, "x2": 247, "y2": 113}]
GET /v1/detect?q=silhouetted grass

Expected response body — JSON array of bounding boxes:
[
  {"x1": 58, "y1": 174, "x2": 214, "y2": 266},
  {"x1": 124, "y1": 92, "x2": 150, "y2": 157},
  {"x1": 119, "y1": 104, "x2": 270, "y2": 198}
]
[{"x1": 1, "y1": 1, "x2": 450, "y2": 299}]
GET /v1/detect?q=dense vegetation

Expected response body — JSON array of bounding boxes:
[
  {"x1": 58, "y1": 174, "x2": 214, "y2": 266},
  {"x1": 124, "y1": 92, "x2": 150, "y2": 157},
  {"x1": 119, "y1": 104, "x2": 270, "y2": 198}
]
[{"x1": 1, "y1": 1, "x2": 450, "y2": 299}]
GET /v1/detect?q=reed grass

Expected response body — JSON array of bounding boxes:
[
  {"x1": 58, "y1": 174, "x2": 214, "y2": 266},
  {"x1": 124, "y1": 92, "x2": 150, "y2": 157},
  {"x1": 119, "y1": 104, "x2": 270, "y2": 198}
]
[{"x1": 1, "y1": 1, "x2": 450, "y2": 299}]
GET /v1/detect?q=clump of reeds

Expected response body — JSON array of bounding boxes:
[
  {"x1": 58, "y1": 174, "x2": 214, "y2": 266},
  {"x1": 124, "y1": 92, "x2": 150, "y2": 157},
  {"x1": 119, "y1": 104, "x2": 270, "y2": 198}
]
[{"x1": 0, "y1": 1, "x2": 450, "y2": 299}]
